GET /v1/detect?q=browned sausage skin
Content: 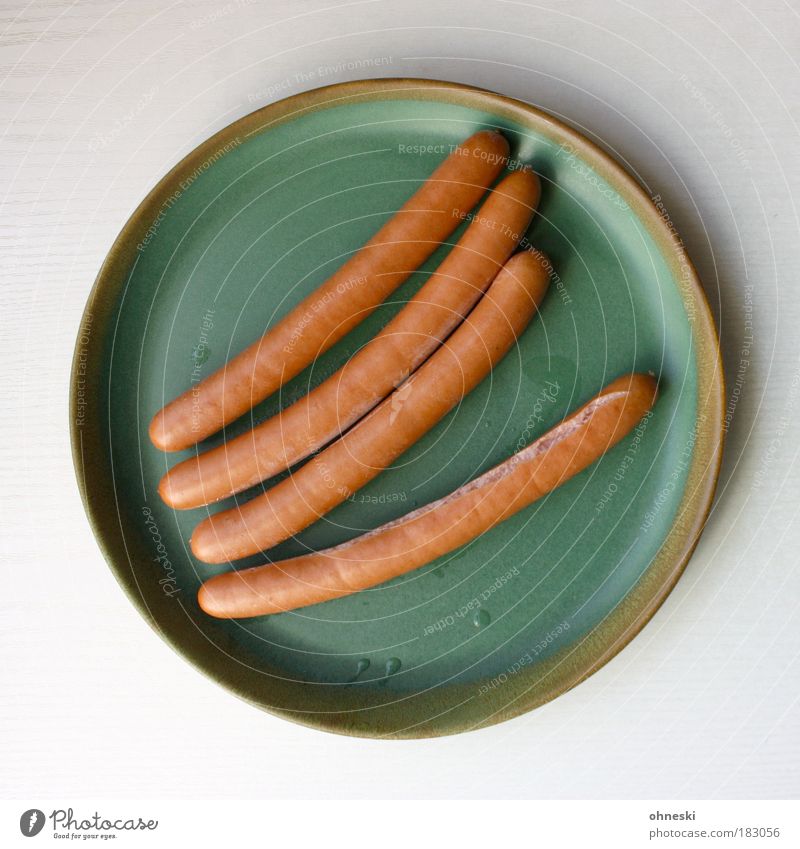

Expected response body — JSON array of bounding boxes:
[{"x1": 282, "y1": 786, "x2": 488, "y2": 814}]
[
  {"x1": 190, "y1": 250, "x2": 552, "y2": 564},
  {"x1": 149, "y1": 130, "x2": 510, "y2": 452},
  {"x1": 159, "y1": 168, "x2": 541, "y2": 509},
  {"x1": 198, "y1": 373, "x2": 658, "y2": 618}
]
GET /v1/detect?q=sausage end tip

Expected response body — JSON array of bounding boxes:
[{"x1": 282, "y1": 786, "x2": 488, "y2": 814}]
[
  {"x1": 197, "y1": 581, "x2": 225, "y2": 618},
  {"x1": 190, "y1": 522, "x2": 226, "y2": 565},
  {"x1": 157, "y1": 474, "x2": 177, "y2": 509},
  {"x1": 148, "y1": 413, "x2": 174, "y2": 452}
]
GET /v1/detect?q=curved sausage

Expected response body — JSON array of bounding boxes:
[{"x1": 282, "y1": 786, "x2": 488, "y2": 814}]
[
  {"x1": 159, "y1": 169, "x2": 541, "y2": 509},
  {"x1": 198, "y1": 373, "x2": 658, "y2": 617},
  {"x1": 190, "y1": 250, "x2": 552, "y2": 563},
  {"x1": 149, "y1": 130, "x2": 510, "y2": 452}
]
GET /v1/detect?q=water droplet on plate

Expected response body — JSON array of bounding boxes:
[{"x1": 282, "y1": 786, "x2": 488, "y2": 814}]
[
  {"x1": 473, "y1": 609, "x2": 491, "y2": 628},
  {"x1": 348, "y1": 658, "x2": 370, "y2": 683},
  {"x1": 385, "y1": 657, "x2": 401, "y2": 677}
]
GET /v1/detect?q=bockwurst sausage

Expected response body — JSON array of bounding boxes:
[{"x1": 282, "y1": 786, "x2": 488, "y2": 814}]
[
  {"x1": 159, "y1": 168, "x2": 541, "y2": 508},
  {"x1": 190, "y1": 249, "x2": 552, "y2": 563},
  {"x1": 149, "y1": 130, "x2": 510, "y2": 451},
  {"x1": 198, "y1": 373, "x2": 658, "y2": 617}
]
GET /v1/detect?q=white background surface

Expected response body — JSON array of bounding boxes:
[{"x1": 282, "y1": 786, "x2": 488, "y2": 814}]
[{"x1": 1, "y1": 0, "x2": 798, "y2": 800}]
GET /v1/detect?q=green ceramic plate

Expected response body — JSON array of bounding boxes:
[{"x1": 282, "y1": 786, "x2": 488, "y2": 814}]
[{"x1": 71, "y1": 79, "x2": 723, "y2": 738}]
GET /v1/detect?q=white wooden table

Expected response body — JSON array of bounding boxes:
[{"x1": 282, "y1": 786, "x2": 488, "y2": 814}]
[{"x1": 2, "y1": 0, "x2": 798, "y2": 799}]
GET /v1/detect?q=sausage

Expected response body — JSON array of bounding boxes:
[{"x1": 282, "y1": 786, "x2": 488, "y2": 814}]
[
  {"x1": 190, "y1": 250, "x2": 552, "y2": 563},
  {"x1": 149, "y1": 130, "x2": 510, "y2": 452},
  {"x1": 159, "y1": 169, "x2": 541, "y2": 509},
  {"x1": 198, "y1": 373, "x2": 658, "y2": 617}
]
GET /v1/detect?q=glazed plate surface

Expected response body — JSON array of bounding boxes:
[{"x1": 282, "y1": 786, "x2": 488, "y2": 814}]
[{"x1": 71, "y1": 79, "x2": 723, "y2": 737}]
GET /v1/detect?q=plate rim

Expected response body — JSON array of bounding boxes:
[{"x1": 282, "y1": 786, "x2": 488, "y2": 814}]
[{"x1": 69, "y1": 77, "x2": 725, "y2": 738}]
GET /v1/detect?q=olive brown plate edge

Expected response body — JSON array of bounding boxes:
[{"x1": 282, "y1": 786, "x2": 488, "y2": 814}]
[{"x1": 69, "y1": 77, "x2": 725, "y2": 739}]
